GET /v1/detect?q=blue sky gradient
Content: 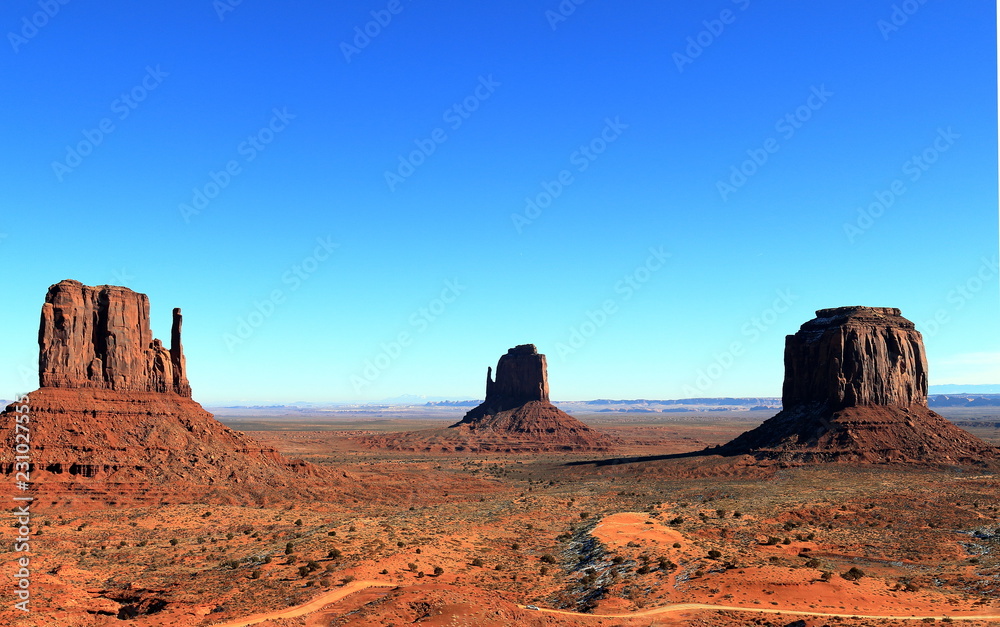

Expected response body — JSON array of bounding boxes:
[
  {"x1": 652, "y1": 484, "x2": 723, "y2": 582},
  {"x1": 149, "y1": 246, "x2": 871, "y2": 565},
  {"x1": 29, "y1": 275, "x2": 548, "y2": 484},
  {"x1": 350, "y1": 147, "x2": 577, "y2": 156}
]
[{"x1": 1, "y1": 0, "x2": 997, "y2": 403}]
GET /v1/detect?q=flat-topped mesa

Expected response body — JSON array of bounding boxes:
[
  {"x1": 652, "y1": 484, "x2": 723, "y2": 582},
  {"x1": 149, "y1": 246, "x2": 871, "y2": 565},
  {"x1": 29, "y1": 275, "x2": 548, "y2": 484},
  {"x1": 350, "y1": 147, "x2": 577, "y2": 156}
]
[
  {"x1": 483, "y1": 344, "x2": 549, "y2": 412},
  {"x1": 782, "y1": 306, "x2": 927, "y2": 410},
  {"x1": 718, "y1": 305, "x2": 995, "y2": 463},
  {"x1": 38, "y1": 280, "x2": 191, "y2": 397}
]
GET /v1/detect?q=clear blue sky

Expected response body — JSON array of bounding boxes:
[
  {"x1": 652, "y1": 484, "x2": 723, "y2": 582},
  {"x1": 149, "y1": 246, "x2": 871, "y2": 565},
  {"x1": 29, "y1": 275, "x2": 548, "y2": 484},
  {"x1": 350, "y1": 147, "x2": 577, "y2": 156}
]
[{"x1": 1, "y1": 0, "x2": 997, "y2": 403}]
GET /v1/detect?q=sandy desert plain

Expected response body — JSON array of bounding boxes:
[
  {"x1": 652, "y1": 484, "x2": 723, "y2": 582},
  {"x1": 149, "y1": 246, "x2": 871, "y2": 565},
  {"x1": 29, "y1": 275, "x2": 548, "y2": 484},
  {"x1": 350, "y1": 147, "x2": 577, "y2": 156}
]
[{"x1": 5, "y1": 403, "x2": 1000, "y2": 627}]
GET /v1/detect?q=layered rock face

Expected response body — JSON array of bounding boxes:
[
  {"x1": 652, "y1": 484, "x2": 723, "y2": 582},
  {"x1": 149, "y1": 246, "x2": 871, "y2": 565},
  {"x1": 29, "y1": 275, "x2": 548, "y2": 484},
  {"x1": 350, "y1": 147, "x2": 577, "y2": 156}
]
[
  {"x1": 38, "y1": 280, "x2": 191, "y2": 396},
  {"x1": 446, "y1": 344, "x2": 613, "y2": 451},
  {"x1": 1, "y1": 279, "x2": 332, "y2": 506},
  {"x1": 720, "y1": 306, "x2": 995, "y2": 463},
  {"x1": 782, "y1": 307, "x2": 926, "y2": 410}
]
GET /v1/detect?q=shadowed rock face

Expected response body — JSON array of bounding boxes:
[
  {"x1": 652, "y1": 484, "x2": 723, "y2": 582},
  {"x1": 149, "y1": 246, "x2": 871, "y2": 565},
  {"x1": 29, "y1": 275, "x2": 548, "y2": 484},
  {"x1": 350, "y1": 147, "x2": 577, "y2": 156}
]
[
  {"x1": 721, "y1": 306, "x2": 994, "y2": 463},
  {"x1": 782, "y1": 306, "x2": 927, "y2": 410},
  {"x1": 483, "y1": 344, "x2": 549, "y2": 412},
  {"x1": 38, "y1": 280, "x2": 191, "y2": 397}
]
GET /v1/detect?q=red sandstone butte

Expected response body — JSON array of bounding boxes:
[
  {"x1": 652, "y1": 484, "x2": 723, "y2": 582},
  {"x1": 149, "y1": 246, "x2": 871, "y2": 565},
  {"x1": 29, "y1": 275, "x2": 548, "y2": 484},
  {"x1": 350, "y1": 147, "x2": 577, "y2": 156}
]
[
  {"x1": 38, "y1": 279, "x2": 191, "y2": 396},
  {"x1": 1, "y1": 280, "x2": 331, "y2": 506},
  {"x1": 720, "y1": 306, "x2": 996, "y2": 463},
  {"x1": 448, "y1": 344, "x2": 614, "y2": 451}
]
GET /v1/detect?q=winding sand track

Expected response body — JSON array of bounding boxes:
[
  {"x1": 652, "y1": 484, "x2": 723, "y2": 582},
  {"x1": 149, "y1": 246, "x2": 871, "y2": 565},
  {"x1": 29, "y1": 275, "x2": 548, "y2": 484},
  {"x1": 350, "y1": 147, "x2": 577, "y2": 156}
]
[
  {"x1": 213, "y1": 580, "x2": 1000, "y2": 626},
  {"x1": 522, "y1": 602, "x2": 1000, "y2": 622},
  {"x1": 210, "y1": 580, "x2": 395, "y2": 627}
]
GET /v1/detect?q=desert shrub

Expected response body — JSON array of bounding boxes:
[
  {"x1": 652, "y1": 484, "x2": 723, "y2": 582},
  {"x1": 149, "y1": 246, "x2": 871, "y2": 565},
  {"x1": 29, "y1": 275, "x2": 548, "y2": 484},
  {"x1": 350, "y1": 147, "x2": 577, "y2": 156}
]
[
  {"x1": 658, "y1": 559, "x2": 677, "y2": 571},
  {"x1": 415, "y1": 548, "x2": 421, "y2": 554},
  {"x1": 580, "y1": 512, "x2": 590, "y2": 519},
  {"x1": 471, "y1": 558, "x2": 484, "y2": 567},
  {"x1": 820, "y1": 571, "x2": 833, "y2": 581},
  {"x1": 805, "y1": 558, "x2": 821, "y2": 569},
  {"x1": 327, "y1": 548, "x2": 342, "y2": 559},
  {"x1": 226, "y1": 532, "x2": 234, "y2": 541},
  {"x1": 169, "y1": 538, "x2": 179, "y2": 546},
  {"x1": 672, "y1": 542, "x2": 681, "y2": 549},
  {"x1": 342, "y1": 575, "x2": 356, "y2": 584},
  {"x1": 294, "y1": 519, "x2": 303, "y2": 526},
  {"x1": 707, "y1": 550, "x2": 722, "y2": 559},
  {"x1": 222, "y1": 559, "x2": 240, "y2": 569},
  {"x1": 511, "y1": 543, "x2": 521, "y2": 550},
  {"x1": 669, "y1": 517, "x2": 684, "y2": 525},
  {"x1": 397, "y1": 541, "x2": 404, "y2": 547},
  {"x1": 380, "y1": 569, "x2": 388, "y2": 575},
  {"x1": 263, "y1": 556, "x2": 272, "y2": 564},
  {"x1": 716, "y1": 509, "x2": 726, "y2": 518},
  {"x1": 781, "y1": 538, "x2": 791, "y2": 545},
  {"x1": 407, "y1": 562, "x2": 418, "y2": 572},
  {"x1": 297, "y1": 566, "x2": 310, "y2": 577},
  {"x1": 417, "y1": 571, "x2": 425, "y2": 578},
  {"x1": 307, "y1": 560, "x2": 321, "y2": 572},
  {"x1": 433, "y1": 566, "x2": 444, "y2": 576},
  {"x1": 842, "y1": 567, "x2": 865, "y2": 581},
  {"x1": 540, "y1": 554, "x2": 556, "y2": 564},
  {"x1": 612, "y1": 556, "x2": 624, "y2": 565},
  {"x1": 637, "y1": 565, "x2": 650, "y2": 574},
  {"x1": 285, "y1": 542, "x2": 294, "y2": 555},
  {"x1": 540, "y1": 566, "x2": 549, "y2": 575},
  {"x1": 250, "y1": 570, "x2": 261, "y2": 579},
  {"x1": 328, "y1": 531, "x2": 337, "y2": 536},
  {"x1": 494, "y1": 564, "x2": 503, "y2": 571}
]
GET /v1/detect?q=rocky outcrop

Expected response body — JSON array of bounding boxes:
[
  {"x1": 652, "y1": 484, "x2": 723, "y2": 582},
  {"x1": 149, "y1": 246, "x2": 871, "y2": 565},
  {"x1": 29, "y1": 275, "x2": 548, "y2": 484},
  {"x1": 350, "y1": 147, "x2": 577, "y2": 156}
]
[
  {"x1": 720, "y1": 306, "x2": 995, "y2": 463},
  {"x1": 38, "y1": 280, "x2": 191, "y2": 396},
  {"x1": 485, "y1": 344, "x2": 549, "y2": 408},
  {"x1": 782, "y1": 306, "x2": 926, "y2": 409},
  {"x1": 447, "y1": 345, "x2": 614, "y2": 451},
  {"x1": 2, "y1": 279, "x2": 339, "y2": 506}
]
